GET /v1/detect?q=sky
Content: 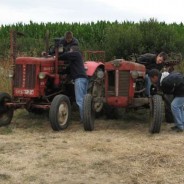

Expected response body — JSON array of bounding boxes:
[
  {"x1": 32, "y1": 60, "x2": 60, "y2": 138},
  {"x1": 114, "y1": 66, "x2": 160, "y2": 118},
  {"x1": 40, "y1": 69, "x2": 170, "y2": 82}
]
[{"x1": 0, "y1": 0, "x2": 184, "y2": 25}]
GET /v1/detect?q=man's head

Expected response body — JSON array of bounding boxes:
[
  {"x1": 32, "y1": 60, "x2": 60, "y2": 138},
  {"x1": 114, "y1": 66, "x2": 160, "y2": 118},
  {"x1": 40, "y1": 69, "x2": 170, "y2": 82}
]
[
  {"x1": 156, "y1": 52, "x2": 168, "y2": 64},
  {"x1": 148, "y1": 69, "x2": 161, "y2": 84},
  {"x1": 64, "y1": 31, "x2": 73, "y2": 43}
]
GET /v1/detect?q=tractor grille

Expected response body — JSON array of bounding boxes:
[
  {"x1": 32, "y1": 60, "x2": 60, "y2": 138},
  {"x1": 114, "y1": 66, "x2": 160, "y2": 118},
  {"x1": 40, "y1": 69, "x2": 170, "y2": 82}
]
[
  {"x1": 14, "y1": 64, "x2": 36, "y2": 89},
  {"x1": 25, "y1": 64, "x2": 36, "y2": 88},
  {"x1": 107, "y1": 70, "x2": 130, "y2": 96},
  {"x1": 119, "y1": 71, "x2": 130, "y2": 96},
  {"x1": 14, "y1": 65, "x2": 23, "y2": 88}
]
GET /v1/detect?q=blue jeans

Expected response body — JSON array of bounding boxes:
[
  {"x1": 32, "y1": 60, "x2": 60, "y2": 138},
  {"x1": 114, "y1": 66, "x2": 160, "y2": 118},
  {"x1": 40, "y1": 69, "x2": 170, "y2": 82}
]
[
  {"x1": 145, "y1": 74, "x2": 151, "y2": 97},
  {"x1": 74, "y1": 78, "x2": 88, "y2": 120},
  {"x1": 171, "y1": 97, "x2": 184, "y2": 130}
]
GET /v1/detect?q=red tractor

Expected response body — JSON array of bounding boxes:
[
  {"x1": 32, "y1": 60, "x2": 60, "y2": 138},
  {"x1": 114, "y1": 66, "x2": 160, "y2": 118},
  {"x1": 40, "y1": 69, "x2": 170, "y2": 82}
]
[
  {"x1": 83, "y1": 58, "x2": 164, "y2": 133},
  {"x1": 0, "y1": 30, "x2": 104, "y2": 131}
]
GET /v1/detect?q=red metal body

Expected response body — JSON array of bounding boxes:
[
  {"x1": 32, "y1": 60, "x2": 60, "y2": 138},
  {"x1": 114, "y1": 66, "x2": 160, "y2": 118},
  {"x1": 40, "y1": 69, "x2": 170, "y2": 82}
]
[
  {"x1": 9, "y1": 55, "x2": 104, "y2": 111},
  {"x1": 84, "y1": 61, "x2": 104, "y2": 77},
  {"x1": 105, "y1": 59, "x2": 146, "y2": 107},
  {"x1": 13, "y1": 57, "x2": 66, "y2": 98}
]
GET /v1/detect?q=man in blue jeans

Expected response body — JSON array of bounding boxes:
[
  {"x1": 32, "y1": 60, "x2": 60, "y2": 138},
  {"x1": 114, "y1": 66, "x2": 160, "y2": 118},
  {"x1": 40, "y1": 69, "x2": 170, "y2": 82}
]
[
  {"x1": 137, "y1": 52, "x2": 168, "y2": 96},
  {"x1": 149, "y1": 69, "x2": 184, "y2": 132},
  {"x1": 59, "y1": 46, "x2": 88, "y2": 122}
]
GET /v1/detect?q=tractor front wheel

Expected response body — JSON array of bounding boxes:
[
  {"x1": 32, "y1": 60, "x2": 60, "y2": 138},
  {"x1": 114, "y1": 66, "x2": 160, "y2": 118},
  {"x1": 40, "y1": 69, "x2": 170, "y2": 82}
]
[
  {"x1": 149, "y1": 95, "x2": 163, "y2": 133},
  {"x1": 49, "y1": 95, "x2": 71, "y2": 131},
  {"x1": 0, "y1": 92, "x2": 14, "y2": 126},
  {"x1": 83, "y1": 94, "x2": 95, "y2": 131}
]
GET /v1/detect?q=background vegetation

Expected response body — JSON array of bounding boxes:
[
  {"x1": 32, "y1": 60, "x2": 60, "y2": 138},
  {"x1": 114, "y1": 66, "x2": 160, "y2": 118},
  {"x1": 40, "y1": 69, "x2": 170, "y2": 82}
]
[{"x1": 0, "y1": 19, "x2": 184, "y2": 62}]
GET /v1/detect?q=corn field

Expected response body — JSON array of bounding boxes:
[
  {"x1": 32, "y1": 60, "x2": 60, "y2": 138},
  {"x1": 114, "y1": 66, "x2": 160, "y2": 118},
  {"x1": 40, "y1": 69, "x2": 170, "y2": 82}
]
[{"x1": 0, "y1": 19, "x2": 184, "y2": 61}]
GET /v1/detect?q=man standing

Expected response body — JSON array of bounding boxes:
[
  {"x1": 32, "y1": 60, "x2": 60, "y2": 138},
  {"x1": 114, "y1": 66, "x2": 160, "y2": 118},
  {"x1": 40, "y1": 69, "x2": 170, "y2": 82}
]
[
  {"x1": 59, "y1": 46, "x2": 88, "y2": 122},
  {"x1": 137, "y1": 52, "x2": 168, "y2": 96},
  {"x1": 149, "y1": 69, "x2": 184, "y2": 132}
]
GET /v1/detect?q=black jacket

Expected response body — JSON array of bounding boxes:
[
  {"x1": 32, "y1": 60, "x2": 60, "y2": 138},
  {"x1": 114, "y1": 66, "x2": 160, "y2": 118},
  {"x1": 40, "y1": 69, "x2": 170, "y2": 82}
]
[
  {"x1": 59, "y1": 51, "x2": 87, "y2": 80},
  {"x1": 49, "y1": 37, "x2": 79, "y2": 55},
  {"x1": 137, "y1": 53, "x2": 163, "y2": 73},
  {"x1": 161, "y1": 72, "x2": 184, "y2": 97},
  {"x1": 59, "y1": 37, "x2": 79, "y2": 52}
]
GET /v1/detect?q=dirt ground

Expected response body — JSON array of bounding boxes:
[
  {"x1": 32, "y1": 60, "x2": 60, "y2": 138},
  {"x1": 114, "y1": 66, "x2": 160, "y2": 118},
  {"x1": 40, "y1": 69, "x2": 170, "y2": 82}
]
[{"x1": 0, "y1": 109, "x2": 184, "y2": 184}]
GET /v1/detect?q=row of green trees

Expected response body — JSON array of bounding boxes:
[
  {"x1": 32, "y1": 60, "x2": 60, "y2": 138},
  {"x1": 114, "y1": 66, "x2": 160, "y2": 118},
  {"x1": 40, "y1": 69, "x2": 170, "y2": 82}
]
[{"x1": 0, "y1": 19, "x2": 184, "y2": 61}]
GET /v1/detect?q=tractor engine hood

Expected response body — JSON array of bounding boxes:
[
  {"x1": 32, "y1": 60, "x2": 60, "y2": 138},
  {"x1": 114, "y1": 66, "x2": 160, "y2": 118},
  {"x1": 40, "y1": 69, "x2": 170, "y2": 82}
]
[
  {"x1": 16, "y1": 57, "x2": 55, "y2": 65},
  {"x1": 105, "y1": 59, "x2": 146, "y2": 74}
]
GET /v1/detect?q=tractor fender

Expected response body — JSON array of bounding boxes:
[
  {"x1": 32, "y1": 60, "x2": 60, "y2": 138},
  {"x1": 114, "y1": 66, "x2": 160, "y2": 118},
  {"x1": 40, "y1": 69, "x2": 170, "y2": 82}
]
[{"x1": 84, "y1": 61, "x2": 104, "y2": 77}]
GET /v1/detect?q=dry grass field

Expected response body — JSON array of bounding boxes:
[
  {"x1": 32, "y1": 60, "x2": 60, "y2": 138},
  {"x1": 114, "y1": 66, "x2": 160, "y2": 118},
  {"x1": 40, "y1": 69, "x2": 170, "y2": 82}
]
[
  {"x1": 0, "y1": 61, "x2": 184, "y2": 184},
  {"x1": 0, "y1": 109, "x2": 184, "y2": 184}
]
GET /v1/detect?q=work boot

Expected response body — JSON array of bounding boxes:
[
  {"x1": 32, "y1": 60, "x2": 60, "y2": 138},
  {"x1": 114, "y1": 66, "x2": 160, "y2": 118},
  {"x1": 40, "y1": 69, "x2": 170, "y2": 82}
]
[
  {"x1": 171, "y1": 126, "x2": 183, "y2": 132},
  {"x1": 171, "y1": 126, "x2": 178, "y2": 130}
]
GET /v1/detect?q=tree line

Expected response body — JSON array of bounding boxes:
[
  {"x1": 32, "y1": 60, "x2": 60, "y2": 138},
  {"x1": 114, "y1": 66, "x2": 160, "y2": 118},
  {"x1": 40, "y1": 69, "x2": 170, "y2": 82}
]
[{"x1": 0, "y1": 19, "x2": 184, "y2": 61}]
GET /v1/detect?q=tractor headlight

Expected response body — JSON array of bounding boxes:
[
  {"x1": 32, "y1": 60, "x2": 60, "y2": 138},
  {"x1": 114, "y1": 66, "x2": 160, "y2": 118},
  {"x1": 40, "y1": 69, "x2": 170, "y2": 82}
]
[
  {"x1": 39, "y1": 72, "x2": 46, "y2": 79},
  {"x1": 84, "y1": 66, "x2": 88, "y2": 71},
  {"x1": 97, "y1": 70, "x2": 104, "y2": 79},
  {"x1": 131, "y1": 71, "x2": 139, "y2": 79}
]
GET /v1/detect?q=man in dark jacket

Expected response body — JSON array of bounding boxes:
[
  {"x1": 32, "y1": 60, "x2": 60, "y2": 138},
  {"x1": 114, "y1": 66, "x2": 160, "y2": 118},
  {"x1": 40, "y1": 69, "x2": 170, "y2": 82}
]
[
  {"x1": 59, "y1": 31, "x2": 79, "y2": 53},
  {"x1": 149, "y1": 69, "x2": 184, "y2": 132},
  {"x1": 59, "y1": 46, "x2": 88, "y2": 122},
  {"x1": 137, "y1": 52, "x2": 168, "y2": 96},
  {"x1": 46, "y1": 31, "x2": 79, "y2": 56}
]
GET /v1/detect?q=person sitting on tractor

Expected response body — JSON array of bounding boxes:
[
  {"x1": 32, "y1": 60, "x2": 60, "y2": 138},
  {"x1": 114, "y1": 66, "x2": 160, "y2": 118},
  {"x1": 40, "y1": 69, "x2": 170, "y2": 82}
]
[
  {"x1": 59, "y1": 46, "x2": 88, "y2": 123},
  {"x1": 137, "y1": 52, "x2": 168, "y2": 97},
  {"x1": 43, "y1": 31, "x2": 79, "y2": 56},
  {"x1": 58, "y1": 31, "x2": 79, "y2": 53},
  {"x1": 51, "y1": 31, "x2": 79, "y2": 54},
  {"x1": 148, "y1": 69, "x2": 184, "y2": 132}
]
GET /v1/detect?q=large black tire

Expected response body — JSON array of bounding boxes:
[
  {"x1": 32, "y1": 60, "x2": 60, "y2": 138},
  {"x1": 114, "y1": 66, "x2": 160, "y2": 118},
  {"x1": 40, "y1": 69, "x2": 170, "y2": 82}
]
[
  {"x1": 149, "y1": 95, "x2": 163, "y2": 133},
  {"x1": 49, "y1": 95, "x2": 71, "y2": 131},
  {"x1": 83, "y1": 94, "x2": 95, "y2": 131},
  {"x1": 0, "y1": 92, "x2": 14, "y2": 126}
]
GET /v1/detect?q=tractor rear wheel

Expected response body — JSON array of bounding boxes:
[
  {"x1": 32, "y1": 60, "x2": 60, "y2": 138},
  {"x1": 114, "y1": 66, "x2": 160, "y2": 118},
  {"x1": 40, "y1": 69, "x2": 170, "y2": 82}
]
[
  {"x1": 149, "y1": 95, "x2": 163, "y2": 133},
  {"x1": 0, "y1": 92, "x2": 14, "y2": 126},
  {"x1": 83, "y1": 94, "x2": 95, "y2": 131},
  {"x1": 49, "y1": 95, "x2": 71, "y2": 131}
]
